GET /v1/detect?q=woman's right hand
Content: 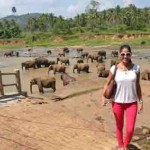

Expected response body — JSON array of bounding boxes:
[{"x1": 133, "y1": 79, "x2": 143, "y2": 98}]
[
  {"x1": 101, "y1": 96, "x2": 108, "y2": 107},
  {"x1": 138, "y1": 102, "x2": 143, "y2": 114}
]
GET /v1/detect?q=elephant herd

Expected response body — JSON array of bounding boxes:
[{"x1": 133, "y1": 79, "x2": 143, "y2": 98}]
[
  {"x1": 19, "y1": 48, "x2": 110, "y2": 93},
  {"x1": 22, "y1": 57, "x2": 55, "y2": 70},
  {"x1": 6, "y1": 47, "x2": 148, "y2": 94},
  {"x1": 4, "y1": 51, "x2": 19, "y2": 57}
]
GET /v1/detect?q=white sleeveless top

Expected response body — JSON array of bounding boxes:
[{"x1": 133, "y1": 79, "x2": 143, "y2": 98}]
[{"x1": 110, "y1": 64, "x2": 140, "y2": 103}]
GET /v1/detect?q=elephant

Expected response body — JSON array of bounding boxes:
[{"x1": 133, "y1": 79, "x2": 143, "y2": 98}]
[
  {"x1": 77, "y1": 59, "x2": 84, "y2": 63},
  {"x1": 63, "y1": 47, "x2": 69, "y2": 53},
  {"x1": 97, "y1": 56, "x2": 103, "y2": 63},
  {"x1": 141, "y1": 70, "x2": 150, "y2": 80},
  {"x1": 58, "y1": 52, "x2": 65, "y2": 57},
  {"x1": 34, "y1": 57, "x2": 50, "y2": 68},
  {"x1": 81, "y1": 52, "x2": 89, "y2": 59},
  {"x1": 97, "y1": 50, "x2": 106, "y2": 59},
  {"x1": 77, "y1": 48, "x2": 83, "y2": 53},
  {"x1": 48, "y1": 60, "x2": 56, "y2": 65},
  {"x1": 111, "y1": 50, "x2": 118, "y2": 57},
  {"x1": 28, "y1": 48, "x2": 33, "y2": 52},
  {"x1": 4, "y1": 51, "x2": 14, "y2": 57},
  {"x1": 57, "y1": 57, "x2": 70, "y2": 65},
  {"x1": 30, "y1": 76, "x2": 56, "y2": 93},
  {"x1": 98, "y1": 70, "x2": 109, "y2": 78},
  {"x1": 60, "y1": 73, "x2": 76, "y2": 86},
  {"x1": 22, "y1": 60, "x2": 37, "y2": 70},
  {"x1": 73, "y1": 63, "x2": 89, "y2": 74},
  {"x1": 110, "y1": 59, "x2": 120, "y2": 67},
  {"x1": 87, "y1": 54, "x2": 100, "y2": 62},
  {"x1": 15, "y1": 51, "x2": 19, "y2": 57},
  {"x1": 48, "y1": 64, "x2": 66, "y2": 74},
  {"x1": 96, "y1": 64, "x2": 105, "y2": 74},
  {"x1": 47, "y1": 50, "x2": 52, "y2": 54}
]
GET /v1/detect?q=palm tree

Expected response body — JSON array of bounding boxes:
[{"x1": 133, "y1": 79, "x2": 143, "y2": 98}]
[
  {"x1": 12, "y1": 7, "x2": 17, "y2": 15},
  {"x1": 49, "y1": 13, "x2": 55, "y2": 28}
]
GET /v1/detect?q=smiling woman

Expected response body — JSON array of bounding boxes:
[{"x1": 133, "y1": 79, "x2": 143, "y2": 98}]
[
  {"x1": 101, "y1": 44, "x2": 143, "y2": 150},
  {"x1": 120, "y1": 53, "x2": 131, "y2": 57}
]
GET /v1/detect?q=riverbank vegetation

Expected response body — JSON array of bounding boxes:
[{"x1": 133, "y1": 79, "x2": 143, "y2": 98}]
[{"x1": 0, "y1": 0, "x2": 150, "y2": 49}]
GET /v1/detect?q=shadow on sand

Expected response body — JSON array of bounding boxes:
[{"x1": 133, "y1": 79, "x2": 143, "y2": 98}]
[{"x1": 128, "y1": 144, "x2": 140, "y2": 150}]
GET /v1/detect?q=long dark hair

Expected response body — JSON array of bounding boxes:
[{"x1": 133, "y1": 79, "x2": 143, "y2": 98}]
[
  {"x1": 119, "y1": 45, "x2": 132, "y2": 64},
  {"x1": 119, "y1": 44, "x2": 132, "y2": 53}
]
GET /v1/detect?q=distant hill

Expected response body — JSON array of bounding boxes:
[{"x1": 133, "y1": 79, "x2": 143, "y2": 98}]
[{"x1": 0, "y1": 13, "x2": 41, "y2": 29}]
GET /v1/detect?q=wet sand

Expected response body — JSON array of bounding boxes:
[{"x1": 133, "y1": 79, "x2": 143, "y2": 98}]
[{"x1": 0, "y1": 46, "x2": 150, "y2": 149}]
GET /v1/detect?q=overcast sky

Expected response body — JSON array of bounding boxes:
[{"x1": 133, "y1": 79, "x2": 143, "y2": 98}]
[{"x1": 0, "y1": 0, "x2": 149, "y2": 18}]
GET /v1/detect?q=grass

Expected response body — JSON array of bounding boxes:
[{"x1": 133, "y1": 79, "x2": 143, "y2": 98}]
[
  {"x1": 0, "y1": 33, "x2": 150, "y2": 50},
  {"x1": 140, "y1": 140, "x2": 150, "y2": 149}
]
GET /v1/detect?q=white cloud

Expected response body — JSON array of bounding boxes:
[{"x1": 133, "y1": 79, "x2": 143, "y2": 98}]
[
  {"x1": 123, "y1": 0, "x2": 134, "y2": 6},
  {"x1": 66, "y1": 1, "x2": 87, "y2": 18},
  {"x1": 0, "y1": 0, "x2": 136, "y2": 19},
  {"x1": 0, "y1": 0, "x2": 57, "y2": 18},
  {"x1": 0, "y1": 0, "x2": 14, "y2": 6},
  {"x1": 66, "y1": 0, "x2": 115, "y2": 18}
]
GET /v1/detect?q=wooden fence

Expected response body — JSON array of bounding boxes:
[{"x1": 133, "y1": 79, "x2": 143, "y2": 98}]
[{"x1": 0, "y1": 69, "x2": 27, "y2": 99}]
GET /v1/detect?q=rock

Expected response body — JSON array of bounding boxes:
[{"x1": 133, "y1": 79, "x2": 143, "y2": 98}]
[
  {"x1": 142, "y1": 128, "x2": 150, "y2": 135},
  {"x1": 146, "y1": 136, "x2": 150, "y2": 140},
  {"x1": 132, "y1": 136, "x2": 140, "y2": 141}
]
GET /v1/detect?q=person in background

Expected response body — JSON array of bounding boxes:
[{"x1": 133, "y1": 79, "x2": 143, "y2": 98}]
[{"x1": 101, "y1": 45, "x2": 143, "y2": 150}]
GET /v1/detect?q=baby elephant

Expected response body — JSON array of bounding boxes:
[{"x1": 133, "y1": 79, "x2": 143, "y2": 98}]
[
  {"x1": 141, "y1": 69, "x2": 150, "y2": 80},
  {"x1": 77, "y1": 59, "x2": 84, "y2": 63},
  {"x1": 98, "y1": 70, "x2": 109, "y2": 78},
  {"x1": 73, "y1": 63, "x2": 89, "y2": 73},
  {"x1": 48, "y1": 64, "x2": 66, "y2": 74},
  {"x1": 96, "y1": 64, "x2": 105, "y2": 74},
  {"x1": 30, "y1": 76, "x2": 56, "y2": 93},
  {"x1": 22, "y1": 60, "x2": 36, "y2": 70},
  {"x1": 57, "y1": 57, "x2": 70, "y2": 65},
  {"x1": 60, "y1": 73, "x2": 76, "y2": 86}
]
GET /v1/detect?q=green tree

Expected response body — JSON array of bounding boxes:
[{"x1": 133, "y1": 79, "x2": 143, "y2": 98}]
[
  {"x1": 12, "y1": 6, "x2": 17, "y2": 15},
  {"x1": 85, "y1": 0, "x2": 100, "y2": 31},
  {"x1": 27, "y1": 17, "x2": 38, "y2": 32}
]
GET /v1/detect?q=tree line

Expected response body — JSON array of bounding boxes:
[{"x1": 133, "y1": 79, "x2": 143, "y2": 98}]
[
  {"x1": 25, "y1": 4, "x2": 150, "y2": 34},
  {"x1": 0, "y1": 0, "x2": 150, "y2": 39},
  {"x1": 0, "y1": 19, "x2": 21, "y2": 39}
]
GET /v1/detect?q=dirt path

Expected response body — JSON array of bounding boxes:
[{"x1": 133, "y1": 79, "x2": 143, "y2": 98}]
[
  {"x1": 0, "y1": 46, "x2": 150, "y2": 149},
  {"x1": 0, "y1": 96, "x2": 116, "y2": 150}
]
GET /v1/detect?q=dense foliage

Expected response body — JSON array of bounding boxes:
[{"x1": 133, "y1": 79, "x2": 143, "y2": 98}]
[
  {"x1": 0, "y1": 19, "x2": 21, "y2": 38},
  {"x1": 24, "y1": 3, "x2": 150, "y2": 34},
  {"x1": 0, "y1": 0, "x2": 150, "y2": 39}
]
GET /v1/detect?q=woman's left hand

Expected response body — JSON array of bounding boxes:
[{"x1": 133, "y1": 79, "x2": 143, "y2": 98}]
[{"x1": 138, "y1": 103, "x2": 143, "y2": 114}]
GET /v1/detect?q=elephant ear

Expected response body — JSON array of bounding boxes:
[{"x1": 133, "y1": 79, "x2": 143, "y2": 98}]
[{"x1": 37, "y1": 79, "x2": 43, "y2": 93}]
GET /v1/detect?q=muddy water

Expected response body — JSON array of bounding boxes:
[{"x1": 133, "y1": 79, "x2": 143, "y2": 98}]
[{"x1": 0, "y1": 47, "x2": 149, "y2": 97}]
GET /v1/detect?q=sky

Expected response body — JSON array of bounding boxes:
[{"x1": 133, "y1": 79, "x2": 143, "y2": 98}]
[{"x1": 0, "y1": 0, "x2": 149, "y2": 18}]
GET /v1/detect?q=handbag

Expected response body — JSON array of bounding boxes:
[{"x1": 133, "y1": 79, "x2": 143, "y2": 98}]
[{"x1": 104, "y1": 66, "x2": 117, "y2": 99}]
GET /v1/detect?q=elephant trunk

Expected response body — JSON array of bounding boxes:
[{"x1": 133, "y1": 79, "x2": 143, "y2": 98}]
[
  {"x1": 73, "y1": 67, "x2": 75, "y2": 73},
  {"x1": 73, "y1": 64, "x2": 77, "y2": 73},
  {"x1": 22, "y1": 63, "x2": 24, "y2": 70},
  {"x1": 30, "y1": 83, "x2": 33, "y2": 93},
  {"x1": 53, "y1": 82, "x2": 56, "y2": 92}
]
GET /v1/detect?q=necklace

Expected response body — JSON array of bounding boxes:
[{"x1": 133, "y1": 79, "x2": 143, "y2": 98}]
[
  {"x1": 120, "y1": 64, "x2": 130, "y2": 74},
  {"x1": 119, "y1": 62, "x2": 133, "y2": 74}
]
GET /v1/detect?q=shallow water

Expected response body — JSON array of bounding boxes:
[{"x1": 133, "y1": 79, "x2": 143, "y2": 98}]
[{"x1": 0, "y1": 47, "x2": 149, "y2": 97}]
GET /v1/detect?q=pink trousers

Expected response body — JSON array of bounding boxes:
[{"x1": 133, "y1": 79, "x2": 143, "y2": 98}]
[{"x1": 112, "y1": 102, "x2": 137, "y2": 147}]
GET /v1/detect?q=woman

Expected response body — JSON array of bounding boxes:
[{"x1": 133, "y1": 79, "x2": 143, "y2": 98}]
[{"x1": 101, "y1": 45, "x2": 143, "y2": 150}]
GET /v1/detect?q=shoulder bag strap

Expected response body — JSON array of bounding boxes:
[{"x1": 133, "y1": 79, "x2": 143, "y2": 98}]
[{"x1": 112, "y1": 65, "x2": 117, "y2": 80}]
